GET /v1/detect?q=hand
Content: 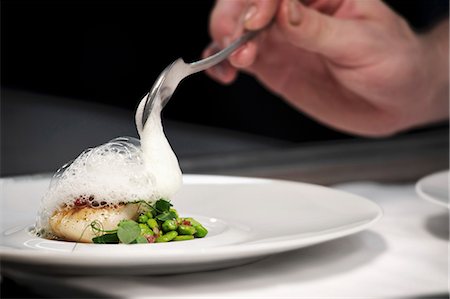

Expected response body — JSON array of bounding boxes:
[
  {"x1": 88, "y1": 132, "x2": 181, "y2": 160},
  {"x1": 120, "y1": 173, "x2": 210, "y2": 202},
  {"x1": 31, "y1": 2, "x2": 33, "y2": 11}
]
[{"x1": 203, "y1": 0, "x2": 449, "y2": 137}]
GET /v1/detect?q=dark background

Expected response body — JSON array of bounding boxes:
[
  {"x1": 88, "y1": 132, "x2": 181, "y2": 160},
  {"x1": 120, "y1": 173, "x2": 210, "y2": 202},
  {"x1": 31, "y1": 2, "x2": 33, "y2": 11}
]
[{"x1": 2, "y1": 0, "x2": 448, "y2": 142}]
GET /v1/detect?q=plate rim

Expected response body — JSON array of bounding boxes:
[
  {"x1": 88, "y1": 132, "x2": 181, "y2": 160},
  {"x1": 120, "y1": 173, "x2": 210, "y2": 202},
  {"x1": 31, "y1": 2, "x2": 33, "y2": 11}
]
[{"x1": 415, "y1": 170, "x2": 449, "y2": 209}]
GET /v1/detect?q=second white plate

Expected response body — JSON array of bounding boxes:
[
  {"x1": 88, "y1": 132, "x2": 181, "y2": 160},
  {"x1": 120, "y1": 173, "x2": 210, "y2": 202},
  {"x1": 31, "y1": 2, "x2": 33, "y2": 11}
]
[
  {"x1": 416, "y1": 170, "x2": 449, "y2": 209},
  {"x1": 1, "y1": 175, "x2": 382, "y2": 275}
]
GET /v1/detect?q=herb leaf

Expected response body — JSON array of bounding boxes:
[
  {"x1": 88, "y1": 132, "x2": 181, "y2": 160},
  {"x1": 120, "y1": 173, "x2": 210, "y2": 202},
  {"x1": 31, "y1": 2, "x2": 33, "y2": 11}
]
[
  {"x1": 135, "y1": 235, "x2": 148, "y2": 243},
  {"x1": 155, "y1": 199, "x2": 172, "y2": 213},
  {"x1": 92, "y1": 233, "x2": 120, "y2": 244},
  {"x1": 155, "y1": 211, "x2": 177, "y2": 221},
  {"x1": 117, "y1": 220, "x2": 141, "y2": 244}
]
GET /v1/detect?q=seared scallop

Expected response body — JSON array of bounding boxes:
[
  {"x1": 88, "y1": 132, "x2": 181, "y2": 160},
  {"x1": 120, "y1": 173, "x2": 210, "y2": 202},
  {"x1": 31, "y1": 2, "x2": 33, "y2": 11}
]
[{"x1": 49, "y1": 204, "x2": 140, "y2": 243}]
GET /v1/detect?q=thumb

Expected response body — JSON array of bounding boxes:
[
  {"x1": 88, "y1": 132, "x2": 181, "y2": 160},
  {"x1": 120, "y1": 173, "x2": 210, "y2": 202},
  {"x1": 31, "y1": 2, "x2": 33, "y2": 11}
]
[{"x1": 277, "y1": 0, "x2": 362, "y2": 61}]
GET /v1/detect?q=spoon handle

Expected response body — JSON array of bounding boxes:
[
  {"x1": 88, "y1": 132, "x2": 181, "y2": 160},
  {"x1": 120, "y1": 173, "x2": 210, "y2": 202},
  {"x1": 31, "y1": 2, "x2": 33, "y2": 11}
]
[{"x1": 188, "y1": 30, "x2": 260, "y2": 74}]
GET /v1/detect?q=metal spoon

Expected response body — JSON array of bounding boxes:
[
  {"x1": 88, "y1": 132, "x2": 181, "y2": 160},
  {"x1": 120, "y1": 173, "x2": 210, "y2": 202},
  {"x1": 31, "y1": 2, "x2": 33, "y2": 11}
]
[{"x1": 135, "y1": 29, "x2": 260, "y2": 133}]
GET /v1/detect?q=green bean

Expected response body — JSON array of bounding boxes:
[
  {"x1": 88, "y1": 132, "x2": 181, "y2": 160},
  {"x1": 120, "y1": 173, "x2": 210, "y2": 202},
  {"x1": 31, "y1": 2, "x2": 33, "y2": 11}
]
[
  {"x1": 178, "y1": 225, "x2": 196, "y2": 235},
  {"x1": 147, "y1": 218, "x2": 158, "y2": 229},
  {"x1": 173, "y1": 235, "x2": 194, "y2": 241},
  {"x1": 138, "y1": 214, "x2": 148, "y2": 224},
  {"x1": 162, "y1": 219, "x2": 178, "y2": 232},
  {"x1": 145, "y1": 211, "x2": 154, "y2": 219},
  {"x1": 193, "y1": 224, "x2": 208, "y2": 238},
  {"x1": 155, "y1": 231, "x2": 178, "y2": 243}
]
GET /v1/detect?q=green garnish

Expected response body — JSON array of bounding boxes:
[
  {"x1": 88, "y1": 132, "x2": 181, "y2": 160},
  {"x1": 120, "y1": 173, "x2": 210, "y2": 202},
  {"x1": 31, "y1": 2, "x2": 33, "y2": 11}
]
[
  {"x1": 134, "y1": 235, "x2": 149, "y2": 244},
  {"x1": 90, "y1": 198, "x2": 208, "y2": 244},
  {"x1": 154, "y1": 199, "x2": 172, "y2": 213},
  {"x1": 117, "y1": 220, "x2": 141, "y2": 244},
  {"x1": 92, "y1": 233, "x2": 120, "y2": 244},
  {"x1": 155, "y1": 211, "x2": 177, "y2": 221}
]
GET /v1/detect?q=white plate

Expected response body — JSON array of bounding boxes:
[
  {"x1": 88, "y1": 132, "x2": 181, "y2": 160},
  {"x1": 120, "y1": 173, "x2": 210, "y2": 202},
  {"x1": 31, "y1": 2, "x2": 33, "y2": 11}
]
[
  {"x1": 415, "y1": 170, "x2": 449, "y2": 209},
  {"x1": 1, "y1": 175, "x2": 382, "y2": 275}
]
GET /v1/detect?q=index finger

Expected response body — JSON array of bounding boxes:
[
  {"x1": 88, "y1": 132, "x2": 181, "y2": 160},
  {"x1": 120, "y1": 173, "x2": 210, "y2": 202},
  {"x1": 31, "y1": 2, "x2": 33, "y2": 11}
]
[
  {"x1": 244, "y1": 0, "x2": 280, "y2": 30},
  {"x1": 209, "y1": 0, "x2": 247, "y2": 47}
]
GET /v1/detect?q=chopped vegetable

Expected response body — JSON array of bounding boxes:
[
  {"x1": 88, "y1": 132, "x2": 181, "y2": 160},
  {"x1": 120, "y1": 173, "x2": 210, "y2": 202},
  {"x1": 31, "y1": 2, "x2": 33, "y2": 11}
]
[
  {"x1": 178, "y1": 225, "x2": 196, "y2": 235},
  {"x1": 173, "y1": 235, "x2": 194, "y2": 241},
  {"x1": 162, "y1": 219, "x2": 178, "y2": 232},
  {"x1": 91, "y1": 199, "x2": 207, "y2": 244},
  {"x1": 156, "y1": 231, "x2": 178, "y2": 243}
]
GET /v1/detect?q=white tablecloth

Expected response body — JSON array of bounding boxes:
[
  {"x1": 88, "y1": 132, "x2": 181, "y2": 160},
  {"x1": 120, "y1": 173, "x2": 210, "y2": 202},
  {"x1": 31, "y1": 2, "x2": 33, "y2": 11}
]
[{"x1": 1, "y1": 175, "x2": 448, "y2": 298}]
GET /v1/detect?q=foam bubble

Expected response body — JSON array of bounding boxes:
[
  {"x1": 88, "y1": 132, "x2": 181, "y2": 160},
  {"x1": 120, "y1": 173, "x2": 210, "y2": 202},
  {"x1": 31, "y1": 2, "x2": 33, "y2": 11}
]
[{"x1": 35, "y1": 137, "x2": 156, "y2": 235}]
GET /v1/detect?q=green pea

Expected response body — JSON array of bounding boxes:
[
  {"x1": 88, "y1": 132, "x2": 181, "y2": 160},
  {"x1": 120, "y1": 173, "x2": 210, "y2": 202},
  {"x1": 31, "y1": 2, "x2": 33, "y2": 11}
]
[
  {"x1": 173, "y1": 235, "x2": 194, "y2": 241},
  {"x1": 193, "y1": 224, "x2": 208, "y2": 238},
  {"x1": 139, "y1": 223, "x2": 154, "y2": 236},
  {"x1": 162, "y1": 219, "x2": 178, "y2": 232},
  {"x1": 178, "y1": 225, "x2": 196, "y2": 235},
  {"x1": 138, "y1": 214, "x2": 149, "y2": 224},
  {"x1": 156, "y1": 231, "x2": 178, "y2": 243},
  {"x1": 147, "y1": 218, "x2": 158, "y2": 229}
]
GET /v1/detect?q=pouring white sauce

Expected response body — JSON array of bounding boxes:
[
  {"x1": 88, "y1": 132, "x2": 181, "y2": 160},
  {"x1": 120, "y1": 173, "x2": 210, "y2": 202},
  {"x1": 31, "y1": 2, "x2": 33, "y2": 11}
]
[
  {"x1": 137, "y1": 98, "x2": 182, "y2": 200},
  {"x1": 35, "y1": 94, "x2": 182, "y2": 242}
]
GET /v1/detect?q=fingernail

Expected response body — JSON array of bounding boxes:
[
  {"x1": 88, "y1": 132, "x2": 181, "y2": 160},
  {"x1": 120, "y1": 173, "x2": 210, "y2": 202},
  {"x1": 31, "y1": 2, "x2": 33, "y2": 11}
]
[
  {"x1": 244, "y1": 4, "x2": 257, "y2": 25},
  {"x1": 289, "y1": 0, "x2": 301, "y2": 25}
]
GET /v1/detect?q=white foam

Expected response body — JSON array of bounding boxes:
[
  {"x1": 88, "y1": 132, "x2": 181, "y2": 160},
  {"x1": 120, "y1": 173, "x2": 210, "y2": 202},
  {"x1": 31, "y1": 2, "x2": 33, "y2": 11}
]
[{"x1": 36, "y1": 94, "x2": 182, "y2": 236}]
